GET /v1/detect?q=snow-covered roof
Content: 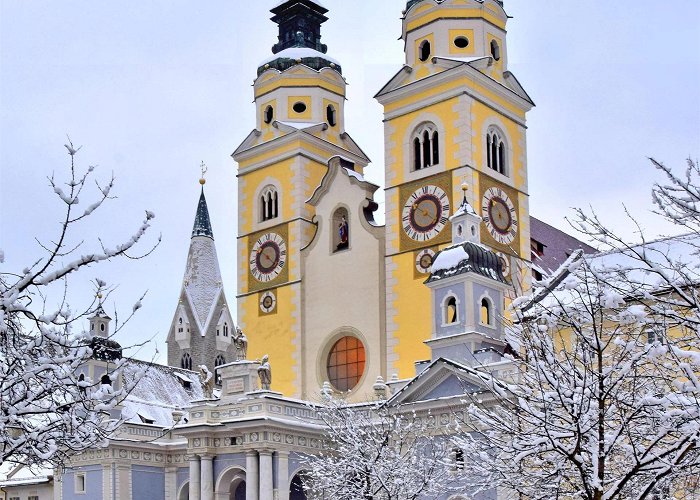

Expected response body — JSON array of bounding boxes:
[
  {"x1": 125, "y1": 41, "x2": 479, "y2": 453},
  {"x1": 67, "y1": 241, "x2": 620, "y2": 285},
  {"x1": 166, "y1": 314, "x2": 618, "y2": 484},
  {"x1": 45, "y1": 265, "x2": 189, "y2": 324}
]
[
  {"x1": 276, "y1": 120, "x2": 326, "y2": 130},
  {"x1": 427, "y1": 241, "x2": 506, "y2": 284},
  {"x1": 0, "y1": 476, "x2": 52, "y2": 487},
  {"x1": 183, "y1": 231, "x2": 225, "y2": 334},
  {"x1": 259, "y1": 47, "x2": 340, "y2": 68},
  {"x1": 276, "y1": 0, "x2": 327, "y2": 7},
  {"x1": 586, "y1": 233, "x2": 700, "y2": 292},
  {"x1": 120, "y1": 360, "x2": 204, "y2": 427},
  {"x1": 450, "y1": 195, "x2": 479, "y2": 220}
]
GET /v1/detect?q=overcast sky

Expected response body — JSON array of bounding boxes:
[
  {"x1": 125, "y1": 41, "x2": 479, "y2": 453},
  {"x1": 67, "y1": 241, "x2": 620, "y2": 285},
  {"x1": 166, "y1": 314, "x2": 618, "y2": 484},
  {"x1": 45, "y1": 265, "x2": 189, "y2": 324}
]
[{"x1": 1, "y1": 1, "x2": 699, "y2": 364}]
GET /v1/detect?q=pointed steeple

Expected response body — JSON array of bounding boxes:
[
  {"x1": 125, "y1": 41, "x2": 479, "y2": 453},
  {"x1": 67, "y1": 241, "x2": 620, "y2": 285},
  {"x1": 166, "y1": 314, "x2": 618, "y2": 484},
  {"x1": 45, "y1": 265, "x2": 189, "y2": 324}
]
[{"x1": 192, "y1": 187, "x2": 214, "y2": 239}]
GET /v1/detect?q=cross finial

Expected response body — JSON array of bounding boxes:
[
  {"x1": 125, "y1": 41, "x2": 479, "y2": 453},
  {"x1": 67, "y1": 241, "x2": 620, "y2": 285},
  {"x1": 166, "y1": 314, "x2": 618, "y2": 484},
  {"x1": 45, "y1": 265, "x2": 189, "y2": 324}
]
[{"x1": 199, "y1": 161, "x2": 208, "y2": 185}]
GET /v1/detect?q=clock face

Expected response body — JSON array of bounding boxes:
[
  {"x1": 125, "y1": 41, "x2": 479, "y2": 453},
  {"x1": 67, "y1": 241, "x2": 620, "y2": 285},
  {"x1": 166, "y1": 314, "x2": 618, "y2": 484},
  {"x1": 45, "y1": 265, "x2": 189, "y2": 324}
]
[
  {"x1": 497, "y1": 251, "x2": 510, "y2": 278},
  {"x1": 481, "y1": 187, "x2": 518, "y2": 245},
  {"x1": 415, "y1": 248, "x2": 436, "y2": 274},
  {"x1": 402, "y1": 185, "x2": 450, "y2": 242},
  {"x1": 259, "y1": 291, "x2": 277, "y2": 314},
  {"x1": 250, "y1": 232, "x2": 287, "y2": 283}
]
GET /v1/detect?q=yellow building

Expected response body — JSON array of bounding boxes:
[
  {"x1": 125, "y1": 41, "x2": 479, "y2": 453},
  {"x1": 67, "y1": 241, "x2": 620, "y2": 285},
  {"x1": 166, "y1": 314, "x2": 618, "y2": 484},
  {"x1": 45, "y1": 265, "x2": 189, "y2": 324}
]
[{"x1": 233, "y1": 0, "x2": 534, "y2": 399}]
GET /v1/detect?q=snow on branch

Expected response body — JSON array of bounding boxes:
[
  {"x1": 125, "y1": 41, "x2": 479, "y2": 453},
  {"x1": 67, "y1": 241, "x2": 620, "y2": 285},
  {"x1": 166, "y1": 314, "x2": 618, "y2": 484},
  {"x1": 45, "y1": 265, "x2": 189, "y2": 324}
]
[{"x1": 0, "y1": 142, "x2": 158, "y2": 468}]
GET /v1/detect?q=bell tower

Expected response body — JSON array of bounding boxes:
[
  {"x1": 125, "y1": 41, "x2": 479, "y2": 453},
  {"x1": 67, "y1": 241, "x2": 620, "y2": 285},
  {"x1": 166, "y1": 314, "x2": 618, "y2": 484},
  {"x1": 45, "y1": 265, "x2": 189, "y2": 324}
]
[
  {"x1": 376, "y1": 0, "x2": 534, "y2": 379},
  {"x1": 233, "y1": 0, "x2": 372, "y2": 398}
]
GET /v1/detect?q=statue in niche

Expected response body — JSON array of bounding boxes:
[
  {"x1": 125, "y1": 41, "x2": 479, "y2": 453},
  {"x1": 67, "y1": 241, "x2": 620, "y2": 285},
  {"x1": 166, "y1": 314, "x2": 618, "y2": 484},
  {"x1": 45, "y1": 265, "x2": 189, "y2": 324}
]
[
  {"x1": 258, "y1": 354, "x2": 272, "y2": 391},
  {"x1": 336, "y1": 215, "x2": 349, "y2": 251},
  {"x1": 199, "y1": 365, "x2": 215, "y2": 399},
  {"x1": 233, "y1": 326, "x2": 248, "y2": 361}
]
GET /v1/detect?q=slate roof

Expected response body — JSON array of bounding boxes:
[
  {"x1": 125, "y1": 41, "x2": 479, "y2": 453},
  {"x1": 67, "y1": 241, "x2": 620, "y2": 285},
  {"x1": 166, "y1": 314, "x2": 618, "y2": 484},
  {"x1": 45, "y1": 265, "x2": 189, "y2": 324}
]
[
  {"x1": 192, "y1": 189, "x2": 214, "y2": 239},
  {"x1": 426, "y1": 241, "x2": 506, "y2": 284},
  {"x1": 530, "y1": 216, "x2": 596, "y2": 274}
]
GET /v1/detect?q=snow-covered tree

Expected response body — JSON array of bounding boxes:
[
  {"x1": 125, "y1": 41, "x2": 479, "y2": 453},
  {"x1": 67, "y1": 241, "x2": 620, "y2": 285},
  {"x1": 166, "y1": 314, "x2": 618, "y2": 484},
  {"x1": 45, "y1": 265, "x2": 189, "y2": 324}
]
[
  {"x1": 302, "y1": 393, "x2": 460, "y2": 499},
  {"x1": 456, "y1": 159, "x2": 700, "y2": 499},
  {"x1": 456, "y1": 251, "x2": 700, "y2": 499},
  {"x1": 0, "y1": 141, "x2": 158, "y2": 468}
]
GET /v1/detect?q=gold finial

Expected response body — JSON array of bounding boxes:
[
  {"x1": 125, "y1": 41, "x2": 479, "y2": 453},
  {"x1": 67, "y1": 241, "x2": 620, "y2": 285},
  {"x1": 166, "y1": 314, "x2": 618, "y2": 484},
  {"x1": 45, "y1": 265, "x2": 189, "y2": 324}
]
[
  {"x1": 199, "y1": 161, "x2": 208, "y2": 185},
  {"x1": 461, "y1": 181, "x2": 469, "y2": 194},
  {"x1": 97, "y1": 293, "x2": 103, "y2": 300}
]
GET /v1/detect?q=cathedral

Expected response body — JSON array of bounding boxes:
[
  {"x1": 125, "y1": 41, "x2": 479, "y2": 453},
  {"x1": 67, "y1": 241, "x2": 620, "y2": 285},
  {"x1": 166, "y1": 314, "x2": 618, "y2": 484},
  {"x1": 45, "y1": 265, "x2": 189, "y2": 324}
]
[{"x1": 0, "y1": 1, "x2": 589, "y2": 499}]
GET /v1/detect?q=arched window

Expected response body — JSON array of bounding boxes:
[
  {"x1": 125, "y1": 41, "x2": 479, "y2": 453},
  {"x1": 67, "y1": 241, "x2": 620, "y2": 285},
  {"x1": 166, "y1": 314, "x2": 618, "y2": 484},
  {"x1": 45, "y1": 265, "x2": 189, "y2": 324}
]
[
  {"x1": 445, "y1": 296, "x2": 458, "y2": 324},
  {"x1": 181, "y1": 353, "x2": 192, "y2": 371},
  {"x1": 178, "y1": 317, "x2": 184, "y2": 334},
  {"x1": 264, "y1": 105, "x2": 274, "y2": 124},
  {"x1": 490, "y1": 39, "x2": 501, "y2": 61},
  {"x1": 451, "y1": 448, "x2": 465, "y2": 471},
  {"x1": 290, "y1": 474, "x2": 308, "y2": 500},
  {"x1": 486, "y1": 127, "x2": 507, "y2": 175},
  {"x1": 332, "y1": 207, "x2": 349, "y2": 252},
  {"x1": 214, "y1": 355, "x2": 225, "y2": 385},
  {"x1": 223, "y1": 322, "x2": 229, "y2": 337},
  {"x1": 412, "y1": 123, "x2": 439, "y2": 171},
  {"x1": 326, "y1": 104, "x2": 337, "y2": 127},
  {"x1": 260, "y1": 185, "x2": 279, "y2": 222},
  {"x1": 480, "y1": 297, "x2": 493, "y2": 326},
  {"x1": 432, "y1": 130, "x2": 439, "y2": 165},
  {"x1": 419, "y1": 40, "x2": 431, "y2": 62}
]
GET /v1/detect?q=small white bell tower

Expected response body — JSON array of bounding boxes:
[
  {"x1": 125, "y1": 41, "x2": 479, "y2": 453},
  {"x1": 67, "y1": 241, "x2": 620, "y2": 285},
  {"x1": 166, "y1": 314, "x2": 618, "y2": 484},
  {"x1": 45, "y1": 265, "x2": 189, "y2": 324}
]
[
  {"x1": 451, "y1": 182, "x2": 481, "y2": 245},
  {"x1": 89, "y1": 300, "x2": 111, "y2": 339}
]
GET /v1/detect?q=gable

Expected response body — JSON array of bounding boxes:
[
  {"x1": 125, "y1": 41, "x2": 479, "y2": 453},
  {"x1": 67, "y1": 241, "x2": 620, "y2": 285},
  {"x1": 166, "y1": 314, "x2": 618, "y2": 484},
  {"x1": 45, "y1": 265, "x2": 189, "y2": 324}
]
[
  {"x1": 420, "y1": 373, "x2": 481, "y2": 401},
  {"x1": 387, "y1": 358, "x2": 491, "y2": 406}
]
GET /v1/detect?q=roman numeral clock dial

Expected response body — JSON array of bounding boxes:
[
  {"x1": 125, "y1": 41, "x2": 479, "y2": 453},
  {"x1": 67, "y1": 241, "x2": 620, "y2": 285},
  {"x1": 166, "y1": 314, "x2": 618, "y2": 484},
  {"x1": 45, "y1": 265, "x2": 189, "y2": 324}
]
[
  {"x1": 402, "y1": 185, "x2": 450, "y2": 242},
  {"x1": 481, "y1": 187, "x2": 518, "y2": 245},
  {"x1": 249, "y1": 232, "x2": 287, "y2": 283}
]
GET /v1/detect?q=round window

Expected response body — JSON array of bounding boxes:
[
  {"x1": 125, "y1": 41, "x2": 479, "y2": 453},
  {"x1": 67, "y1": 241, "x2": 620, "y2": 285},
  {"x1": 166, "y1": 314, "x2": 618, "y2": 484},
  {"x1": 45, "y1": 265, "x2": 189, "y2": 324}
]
[
  {"x1": 100, "y1": 323, "x2": 105, "y2": 332},
  {"x1": 327, "y1": 336, "x2": 366, "y2": 392},
  {"x1": 264, "y1": 105, "x2": 274, "y2": 124},
  {"x1": 454, "y1": 36, "x2": 469, "y2": 49},
  {"x1": 293, "y1": 102, "x2": 307, "y2": 114}
]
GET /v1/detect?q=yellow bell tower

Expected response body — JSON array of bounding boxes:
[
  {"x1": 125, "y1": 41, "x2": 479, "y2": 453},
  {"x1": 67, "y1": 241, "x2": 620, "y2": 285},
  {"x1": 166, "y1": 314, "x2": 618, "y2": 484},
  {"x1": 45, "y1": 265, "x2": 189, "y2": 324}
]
[
  {"x1": 233, "y1": 0, "x2": 370, "y2": 397},
  {"x1": 376, "y1": 0, "x2": 535, "y2": 379}
]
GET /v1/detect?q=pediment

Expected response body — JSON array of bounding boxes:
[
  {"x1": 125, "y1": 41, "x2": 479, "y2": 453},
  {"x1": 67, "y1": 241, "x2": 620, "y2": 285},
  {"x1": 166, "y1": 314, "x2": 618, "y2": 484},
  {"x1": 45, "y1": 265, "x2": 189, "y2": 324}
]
[{"x1": 387, "y1": 358, "x2": 491, "y2": 406}]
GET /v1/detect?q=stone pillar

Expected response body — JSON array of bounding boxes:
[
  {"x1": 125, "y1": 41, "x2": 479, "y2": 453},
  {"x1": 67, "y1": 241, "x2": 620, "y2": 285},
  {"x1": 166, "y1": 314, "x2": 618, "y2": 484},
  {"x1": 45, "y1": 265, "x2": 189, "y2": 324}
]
[
  {"x1": 259, "y1": 450, "x2": 273, "y2": 500},
  {"x1": 189, "y1": 455, "x2": 201, "y2": 500},
  {"x1": 201, "y1": 455, "x2": 214, "y2": 500},
  {"x1": 276, "y1": 451, "x2": 289, "y2": 500},
  {"x1": 246, "y1": 451, "x2": 259, "y2": 500}
]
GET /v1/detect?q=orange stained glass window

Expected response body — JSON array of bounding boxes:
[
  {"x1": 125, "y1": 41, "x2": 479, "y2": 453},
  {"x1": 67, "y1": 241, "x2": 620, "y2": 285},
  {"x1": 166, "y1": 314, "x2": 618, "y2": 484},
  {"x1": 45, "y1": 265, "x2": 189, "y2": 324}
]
[{"x1": 327, "y1": 336, "x2": 366, "y2": 392}]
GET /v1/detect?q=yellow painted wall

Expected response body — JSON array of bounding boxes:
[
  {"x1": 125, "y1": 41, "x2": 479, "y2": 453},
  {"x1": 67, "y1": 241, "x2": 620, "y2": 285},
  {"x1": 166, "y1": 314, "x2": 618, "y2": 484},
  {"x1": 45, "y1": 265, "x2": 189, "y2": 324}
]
[{"x1": 239, "y1": 283, "x2": 300, "y2": 395}]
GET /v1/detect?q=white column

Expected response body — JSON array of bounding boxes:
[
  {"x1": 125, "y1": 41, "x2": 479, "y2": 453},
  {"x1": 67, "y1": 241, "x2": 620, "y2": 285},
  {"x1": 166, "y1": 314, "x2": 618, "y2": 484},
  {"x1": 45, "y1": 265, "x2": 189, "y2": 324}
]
[
  {"x1": 277, "y1": 451, "x2": 289, "y2": 500},
  {"x1": 259, "y1": 450, "x2": 273, "y2": 500},
  {"x1": 189, "y1": 455, "x2": 201, "y2": 500},
  {"x1": 246, "y1": 451, "x2": 259, "y2": 500},
  {"x1": 201, "y1": 455, "x2": 214, "y2": 500},
  {"x1": 164, "y1": 466, "x2": 178, "y2": 500}
]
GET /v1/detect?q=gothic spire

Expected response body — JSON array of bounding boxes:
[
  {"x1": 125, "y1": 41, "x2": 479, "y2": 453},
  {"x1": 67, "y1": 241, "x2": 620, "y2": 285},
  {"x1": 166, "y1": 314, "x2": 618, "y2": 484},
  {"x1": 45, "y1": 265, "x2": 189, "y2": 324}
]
[{"x1": 192, "y1": 188, "x2": 214, "y2": 239}]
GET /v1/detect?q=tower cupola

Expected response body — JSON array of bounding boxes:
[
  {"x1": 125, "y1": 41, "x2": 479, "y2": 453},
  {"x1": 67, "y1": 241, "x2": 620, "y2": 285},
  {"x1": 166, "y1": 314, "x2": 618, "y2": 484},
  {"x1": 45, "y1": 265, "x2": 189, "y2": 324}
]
[
  {"x1": 258, "y1": 0, "x2": 341, "y2": 76},
  {"x1": 450, "y1": 182, "x2": 481, "y2": 245},
  {"x1": 89, "y1": 303, "x2": 111, "y2": 339}
]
